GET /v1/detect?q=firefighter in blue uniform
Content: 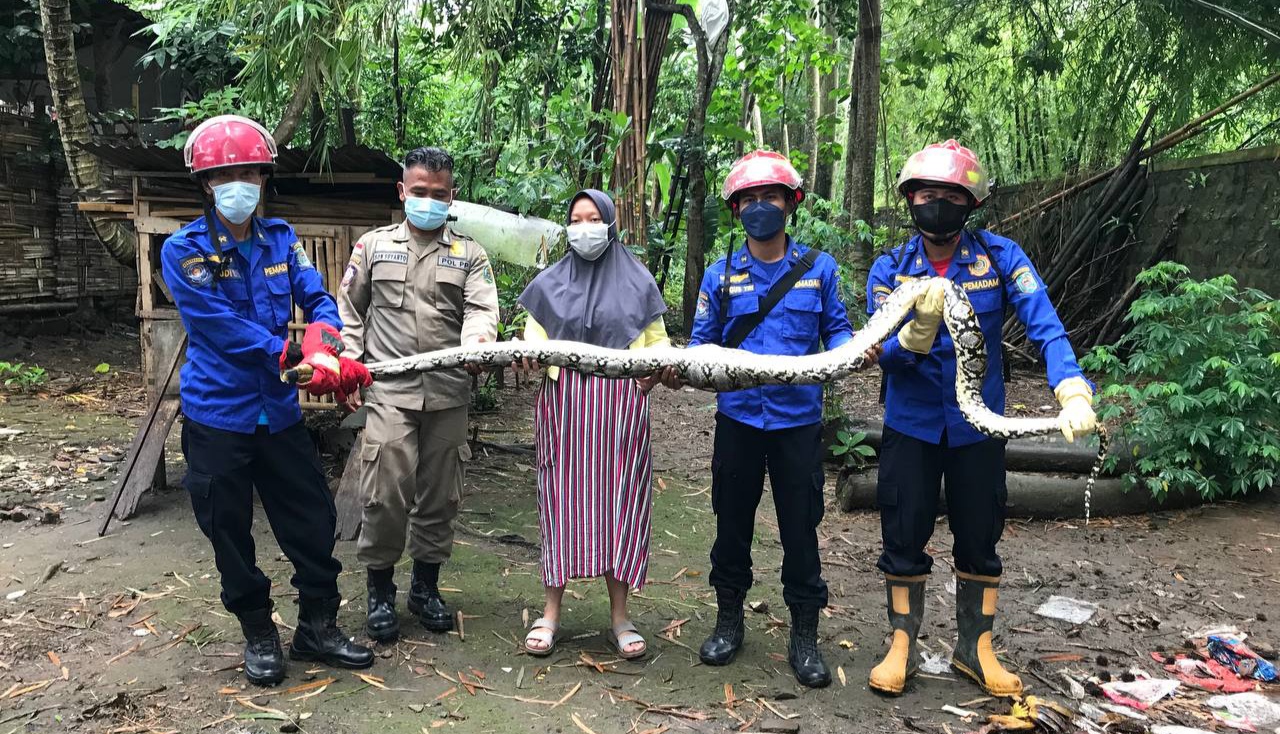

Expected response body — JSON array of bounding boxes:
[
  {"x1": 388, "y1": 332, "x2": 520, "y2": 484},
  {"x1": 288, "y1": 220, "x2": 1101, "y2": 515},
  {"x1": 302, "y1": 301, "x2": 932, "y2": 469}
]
[
  {"x1": 161, "y1": 115, "x2": 374, "y2": 687},
  {"x1": 864, "y1": 140, "x2": 1097, "y2": 697},
  {"x1": 686, "y1": 150, "x2": 877, "y2": 688}
]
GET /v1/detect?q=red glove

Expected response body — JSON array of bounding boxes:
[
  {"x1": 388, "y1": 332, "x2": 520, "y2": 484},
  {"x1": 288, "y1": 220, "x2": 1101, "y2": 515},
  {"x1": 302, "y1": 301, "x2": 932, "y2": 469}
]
[
  {"x1": 337, "y1": 357, "x2": 372, "y2": 397},
  {"x1": 302, "y1": 322, "x2": 343, "y2": 359},
  {"x1": 298, "y1": 353, "x2": 342, "y2": 397},
  {"x1": 279, "y1": 341, "x2": 303, "y2": 372}
]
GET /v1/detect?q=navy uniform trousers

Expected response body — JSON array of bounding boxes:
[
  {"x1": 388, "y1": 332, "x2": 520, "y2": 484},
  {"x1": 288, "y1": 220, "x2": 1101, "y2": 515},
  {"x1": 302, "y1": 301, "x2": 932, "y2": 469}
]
[
  {"x1": 181, "y1": 419, "x2": 341, "y2": 614},
  {"x1": 875, "y1": 426, "x2": 1007, "y2": 578}
]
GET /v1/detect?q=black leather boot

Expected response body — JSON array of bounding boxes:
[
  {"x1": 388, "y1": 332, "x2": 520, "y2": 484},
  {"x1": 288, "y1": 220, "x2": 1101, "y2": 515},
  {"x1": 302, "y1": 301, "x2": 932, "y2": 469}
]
[
  {"x1": 699, "y1": 588, "x2": 746, "y2": 666},
  {"x1": 237, "y1": 605, "x2": 285, "y2": 686},
  {"x1": 406, "y1": 560, "x2": 453, "y2": 632},
  {"x1": 869, "y1": 574, "x2": 927, "y2": 695},
  {"x1": 365, "y1": 567, "x2": 399, "y2": 643},
  {"x1": 289, "y1": 596, "x2": 374, "y2": 669},
  {"x1": 788, "y1": 604, "x2": 831, "y2": 688}
]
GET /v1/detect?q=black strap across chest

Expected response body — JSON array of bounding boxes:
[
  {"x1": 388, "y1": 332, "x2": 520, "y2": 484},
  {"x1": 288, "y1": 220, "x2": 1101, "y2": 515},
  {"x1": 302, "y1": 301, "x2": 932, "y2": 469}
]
[{"x1": 720, "y1": 248, "x2": 820, "y2": 349}]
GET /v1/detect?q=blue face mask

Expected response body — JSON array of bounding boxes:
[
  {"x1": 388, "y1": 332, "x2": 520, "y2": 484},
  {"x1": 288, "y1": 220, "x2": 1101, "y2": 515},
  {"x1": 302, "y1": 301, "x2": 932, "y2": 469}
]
[
  {"x1": 405, "y1": 196, "x2": 450, "y2": 231},
  {"x1": 739, "y1": 201, "x2": 786, "y2": 241},
  {"x1": 212, "y1": 181, "x2": 261, "y2": 225}
]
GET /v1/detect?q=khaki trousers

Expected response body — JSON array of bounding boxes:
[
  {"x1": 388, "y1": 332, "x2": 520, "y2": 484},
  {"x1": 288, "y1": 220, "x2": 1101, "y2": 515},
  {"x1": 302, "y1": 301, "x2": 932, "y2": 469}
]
[{"x1": 356, "y1": 402, "x2": 470, "y2": 569}]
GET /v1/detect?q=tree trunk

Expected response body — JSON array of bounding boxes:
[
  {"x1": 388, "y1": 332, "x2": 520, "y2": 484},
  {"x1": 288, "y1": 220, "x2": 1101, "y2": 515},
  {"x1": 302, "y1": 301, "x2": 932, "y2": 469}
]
[
  {"x1": 610, "y1": 0, "x2": 648, "y2": 245},
  {"x1": 843, "y1": 0, "x2": 880, "y2": 287},
  {"x1": 585, "y1": 0, "x2": 612, "y2": 190},
  {"x1": 814, "y1": 9, "x2": 837, "y2": 200},
  {"x1": 272, "y1": 66, "x2": 316, "y2": 145},
  {"x1": 648, "y1": 0, "x2": 733, "y2": 334},
  {"x1": 38, "y1": 0, "x2": 135, "y2": 268},
  {"x1": 393, "y1": 28, "x2": 405, "y2": 149}
]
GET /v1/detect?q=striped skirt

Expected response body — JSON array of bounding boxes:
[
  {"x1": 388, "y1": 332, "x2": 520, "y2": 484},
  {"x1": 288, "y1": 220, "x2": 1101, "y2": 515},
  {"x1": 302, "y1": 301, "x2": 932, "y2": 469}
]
[{"x1": 534, "y1": 369, "x2": 653, "y2": 591}]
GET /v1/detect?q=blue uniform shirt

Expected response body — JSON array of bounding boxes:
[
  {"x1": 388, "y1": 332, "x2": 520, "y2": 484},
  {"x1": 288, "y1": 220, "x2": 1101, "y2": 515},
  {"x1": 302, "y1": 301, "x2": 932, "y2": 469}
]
[
  {"x1": 161, "y1": 216, "x2": 341, "y2": 434},
  {"x1": 867, "y1": 229, "x2": 1087, "y2": 447},
  {"x1": 690, "y1": 237, "x2": 854, "y2": 431}
]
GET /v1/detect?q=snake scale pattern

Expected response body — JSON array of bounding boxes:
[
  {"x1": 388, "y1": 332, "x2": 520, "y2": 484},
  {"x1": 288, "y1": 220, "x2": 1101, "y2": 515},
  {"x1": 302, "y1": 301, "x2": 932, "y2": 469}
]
[{"x1": 367, "y1": 276, "x2": 1107, "y2": 521}]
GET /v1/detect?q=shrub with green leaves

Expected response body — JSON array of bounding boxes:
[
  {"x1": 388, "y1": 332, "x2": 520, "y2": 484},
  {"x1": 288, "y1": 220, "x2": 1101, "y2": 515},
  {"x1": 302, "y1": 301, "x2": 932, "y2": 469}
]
[
  {"x1": 0, "y1": 362, "x2": 47, "y2": 390},
  {"x1": 1081, "y1": 262, "x2": 1280, "y2": 500}
]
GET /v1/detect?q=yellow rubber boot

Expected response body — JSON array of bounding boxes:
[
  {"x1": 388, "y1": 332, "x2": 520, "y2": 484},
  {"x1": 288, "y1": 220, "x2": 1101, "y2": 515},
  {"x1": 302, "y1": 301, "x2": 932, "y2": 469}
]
[
  {"x1": 868, "y1": 574, "x2": 927, "y2": 695},
  {"x1": 950, "y1": 572, "x2": 1023, "y2": 697}
]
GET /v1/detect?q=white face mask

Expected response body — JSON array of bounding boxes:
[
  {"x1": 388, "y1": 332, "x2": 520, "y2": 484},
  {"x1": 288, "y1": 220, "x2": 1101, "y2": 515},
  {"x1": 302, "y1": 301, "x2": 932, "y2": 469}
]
[{"x1": 566, "y1": 222, "x2": 612, "y2": 261}]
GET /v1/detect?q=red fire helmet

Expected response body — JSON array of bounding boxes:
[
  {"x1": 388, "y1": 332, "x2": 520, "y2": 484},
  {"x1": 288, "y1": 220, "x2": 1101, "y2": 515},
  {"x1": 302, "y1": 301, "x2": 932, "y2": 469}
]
[
  {"x1": 896, "y1": 139, "x2": 991, "y2": 204},
  {"x1": 721, "y1": 150, "x2": 805, "y2": 209},
  {"x1": 184, "y1": 115, "x2": 278, "y2": 176}
]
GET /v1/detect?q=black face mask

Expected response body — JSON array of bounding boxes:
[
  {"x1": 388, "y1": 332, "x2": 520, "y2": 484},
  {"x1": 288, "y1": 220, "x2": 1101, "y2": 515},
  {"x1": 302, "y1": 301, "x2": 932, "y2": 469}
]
[{"x1": 909, "y1": 199, "x2": 973, "y2": 242}]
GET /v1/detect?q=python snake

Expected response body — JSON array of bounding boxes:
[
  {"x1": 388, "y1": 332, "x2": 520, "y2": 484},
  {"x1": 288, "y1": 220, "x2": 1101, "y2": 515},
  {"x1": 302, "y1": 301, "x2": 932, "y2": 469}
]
[{"x1": 364, "y1": 276, "x2": 1107, "y2": 521}]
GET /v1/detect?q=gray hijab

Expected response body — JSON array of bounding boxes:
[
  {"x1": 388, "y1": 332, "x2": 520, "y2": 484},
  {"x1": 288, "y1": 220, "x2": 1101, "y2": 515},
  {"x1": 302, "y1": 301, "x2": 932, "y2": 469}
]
[{"x1": 519, "y1": 189, "x2": 667, "y2": 349}]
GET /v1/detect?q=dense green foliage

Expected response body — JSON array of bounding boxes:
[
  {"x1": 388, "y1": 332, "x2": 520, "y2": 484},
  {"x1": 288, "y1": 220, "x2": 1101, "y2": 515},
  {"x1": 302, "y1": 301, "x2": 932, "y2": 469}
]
[{"x1": 1082, "y1": 263, "x2": 1280, "y2": 500}]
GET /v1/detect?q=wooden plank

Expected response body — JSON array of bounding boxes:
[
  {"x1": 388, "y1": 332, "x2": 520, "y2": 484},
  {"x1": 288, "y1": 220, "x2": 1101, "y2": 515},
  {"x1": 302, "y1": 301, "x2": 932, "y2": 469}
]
[
  {"x1": 333, "y1": 437, "x2": 367, "y2": 541},
  {"x1": 75, "y1": 202, "x2": 134, "y2": 213},
  {"x1": 100, "y1": 335, "x2": 186, "y2": 533}
]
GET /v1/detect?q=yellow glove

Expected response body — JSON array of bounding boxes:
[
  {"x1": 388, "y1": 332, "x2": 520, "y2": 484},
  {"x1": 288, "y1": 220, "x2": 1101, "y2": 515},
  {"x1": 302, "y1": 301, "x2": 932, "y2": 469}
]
[
  {"x1": 897, "y1": 280, "x2": 947, "y2": 354},
  {"x1": 1054, "y1": 376, "x2": 1096, "y2": 443}
]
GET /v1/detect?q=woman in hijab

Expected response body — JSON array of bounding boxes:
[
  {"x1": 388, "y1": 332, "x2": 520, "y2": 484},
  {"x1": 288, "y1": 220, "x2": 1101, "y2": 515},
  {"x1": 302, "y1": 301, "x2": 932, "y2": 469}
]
[{"x1": 514, "y1": 189, "x2": 675, "y2": 659}]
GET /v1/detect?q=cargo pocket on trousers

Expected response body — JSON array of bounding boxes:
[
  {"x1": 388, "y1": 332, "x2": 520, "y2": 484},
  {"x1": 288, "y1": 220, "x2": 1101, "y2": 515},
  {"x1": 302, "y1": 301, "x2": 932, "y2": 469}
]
[
  {"x1": 452, "y1": 443, "x2": 471, "y2": 506},
  {"x1": 710, "y1": 458, "x2": 726, "y2": 515},
  {"x1": 183, "y1": 470, "x2": 215, "y2": 539},
  {"x1": 876, "y1": 479, "x2": 898, "y2": 510},
  {"x1": 360, "y1": 441, "x2": 382, "y2": 509},
  {"x1": 810, "y1": 470, "x2": 827, "y2": 527}
]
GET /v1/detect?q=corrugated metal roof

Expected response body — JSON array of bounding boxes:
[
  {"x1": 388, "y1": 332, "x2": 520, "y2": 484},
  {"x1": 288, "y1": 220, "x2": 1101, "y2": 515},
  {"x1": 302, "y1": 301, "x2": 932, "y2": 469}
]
[{"x1": 78, "y1": 143, "x2": 402, "y2": 178}]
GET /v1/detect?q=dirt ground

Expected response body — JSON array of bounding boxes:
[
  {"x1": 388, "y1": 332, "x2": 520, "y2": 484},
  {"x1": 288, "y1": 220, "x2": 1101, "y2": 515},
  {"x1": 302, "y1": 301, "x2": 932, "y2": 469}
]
[{"x1": 1, "y1": 329, "x2": 1277, "y2": 734}]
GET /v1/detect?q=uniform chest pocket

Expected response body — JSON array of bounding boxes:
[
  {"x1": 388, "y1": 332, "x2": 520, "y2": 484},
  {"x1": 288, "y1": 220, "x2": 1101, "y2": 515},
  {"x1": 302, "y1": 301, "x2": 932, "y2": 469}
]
[
  {"x1": 782, "y1": 290, "x2": 821, "y2": 340},
  {"x1": 265, "y1": 275, "x2": 293, "y2": 328},
  {"x1": 966, "y1": 286, "x2": 1004, "y2": 316},
  {"x1": 372, "y1": 263, "x2": 408, "y2": 308},
  {"x1": 218, "y1": 277, "x2": 249, "y2": 303},
  {"x1": 435, "y1": 266, "x2": 467, "y2": 312}
]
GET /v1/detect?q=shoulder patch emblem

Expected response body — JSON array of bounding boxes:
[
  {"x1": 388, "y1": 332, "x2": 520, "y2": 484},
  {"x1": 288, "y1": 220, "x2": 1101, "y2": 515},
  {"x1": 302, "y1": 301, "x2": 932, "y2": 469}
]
[
  {"x1": 695, "y1": 291, "x2": 710, "y2": 319},
  {"x1": 969, "y1": 254, "x2": 991, "y2": 277},
  {"x1": 291, "y1": 242, "x2": 314, "y2": 270},
  {"x1": 181, "y1": 256, "x2": 212, "y2": 287},
  {"x1": 341, "y1": 263, "x2": 357, "y2": 289},
  {"x1": 1012, "y1": 267, "x2": 1039, "y2": 294}
]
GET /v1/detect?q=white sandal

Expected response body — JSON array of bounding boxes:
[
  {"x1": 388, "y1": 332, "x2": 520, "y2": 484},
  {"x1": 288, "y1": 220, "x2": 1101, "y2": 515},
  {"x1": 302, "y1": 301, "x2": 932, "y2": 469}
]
[
  {"x1": 608, "y1": 621, "x2": 647, "y2": 660},
  {"x1": 524, "y1": 617, "x2": 558, "y2": 657}
]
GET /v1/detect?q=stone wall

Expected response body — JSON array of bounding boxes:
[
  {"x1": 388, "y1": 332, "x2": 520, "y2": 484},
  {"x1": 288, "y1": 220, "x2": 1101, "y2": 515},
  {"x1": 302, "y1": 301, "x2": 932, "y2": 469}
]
[{"x1": 991, "y1": 146, "x2": 1280, "y2": 298}]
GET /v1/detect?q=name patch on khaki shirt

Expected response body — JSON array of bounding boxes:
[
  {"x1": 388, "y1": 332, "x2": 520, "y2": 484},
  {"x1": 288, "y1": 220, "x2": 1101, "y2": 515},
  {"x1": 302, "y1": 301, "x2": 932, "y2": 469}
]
[
  {"x1": 438, "y1": 256, "x2": 470, "y2": 270},
  {"x1": 371, "y1": 250, "x2": 409, "y2": 265}
]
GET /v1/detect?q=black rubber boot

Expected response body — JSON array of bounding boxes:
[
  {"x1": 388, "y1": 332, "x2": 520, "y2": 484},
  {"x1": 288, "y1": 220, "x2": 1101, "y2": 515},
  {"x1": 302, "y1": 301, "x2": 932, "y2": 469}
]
[
  {"x1": 365, "y1": 567, "x2": 400, "y2": 643},
  {"x1": 699, "y1": 588, "x2": 746, "y2": 666},
  {"x1": 406, "y1": 560, "x2": 453, "y2": 632},
  {"x1": 289, "y1": 596, "x2": 374, "y2": 669},
  {"x1": 788, "y1": 604, "x2": 831, "y2": 688},
  {"x1": 868, "y1": 574, "x2": 927, "y2": 695},
  {"x1": 951, "y1": 572, "x2": 1023, "y2": 697},
  {"x1": 237, "y1": 605, "x2": 285, "y2": 686}
]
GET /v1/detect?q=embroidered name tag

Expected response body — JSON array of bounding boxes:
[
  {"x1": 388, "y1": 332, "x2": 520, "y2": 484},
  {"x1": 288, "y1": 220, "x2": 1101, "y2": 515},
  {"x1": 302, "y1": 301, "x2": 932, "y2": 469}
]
[
  {"x1": 963, "y1": 277, "x2": 999, "y2": 292},
  {"x1": 263, "y1": 262, "x2": 288, "y2": 277},
  {"x1": 894, "y1": 274, "x2": 918, "y2": 283},
  {"x1": 372, "y1": 250, "x2": 409, "y2": 265},
  {"x1": 795, "y1": 278, "x2": 821, "y2": 289},
  {"x1": 217, "y1": 267, "x2": 242, "y2": 280},
  {"x1": 728, "y1": 284, "x2": 755, "y2": 295},
  {"x1": 438, "y1": 256, "x2": 470, "y2": 270}
]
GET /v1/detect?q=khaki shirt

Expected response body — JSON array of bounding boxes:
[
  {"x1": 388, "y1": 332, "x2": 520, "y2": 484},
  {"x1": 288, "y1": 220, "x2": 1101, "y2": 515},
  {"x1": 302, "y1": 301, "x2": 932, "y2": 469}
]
[{"x1": 339, "y1": 221, "x2": 499, "y2": 411}]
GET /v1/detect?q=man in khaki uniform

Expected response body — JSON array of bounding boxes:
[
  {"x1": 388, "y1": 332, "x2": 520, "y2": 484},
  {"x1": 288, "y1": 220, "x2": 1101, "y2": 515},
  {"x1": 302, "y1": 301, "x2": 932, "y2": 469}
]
[{"x1": 338, "y1": 147, "x2": 499, "y2": 642}]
